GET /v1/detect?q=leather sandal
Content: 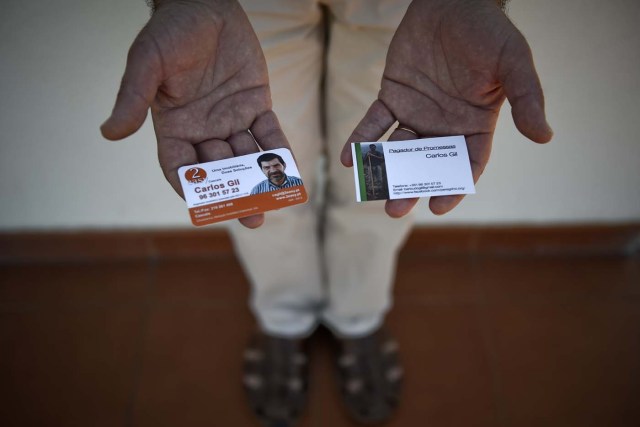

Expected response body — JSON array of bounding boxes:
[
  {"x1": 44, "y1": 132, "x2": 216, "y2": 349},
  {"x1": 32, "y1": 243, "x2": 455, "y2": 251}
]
[
  {"x1": 243, "y1": 332, "x2": 309, "y2": 427},
  {"x1": 335, "y1": 328, "x2": 403, "y2": 424}
]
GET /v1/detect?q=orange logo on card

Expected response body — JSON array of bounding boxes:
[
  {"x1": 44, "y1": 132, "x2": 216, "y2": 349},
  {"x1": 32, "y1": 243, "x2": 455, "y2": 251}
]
[{"x1": 185, "y1": 167, "x2": 207, "y2": 184}]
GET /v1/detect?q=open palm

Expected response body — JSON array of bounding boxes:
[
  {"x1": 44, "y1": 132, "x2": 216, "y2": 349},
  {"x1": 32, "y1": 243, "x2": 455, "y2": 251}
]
[
  {"x1": 102, "y1": 0, "x2": 288, "y2": 228},
  {"x1": 342, "y1": 0, "x2": 552, "y2": 217}
]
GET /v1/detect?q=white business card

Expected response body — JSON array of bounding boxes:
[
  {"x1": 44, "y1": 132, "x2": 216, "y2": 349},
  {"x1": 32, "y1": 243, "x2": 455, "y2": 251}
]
[{"x1": 351, "y1": 136, "x2": 475, "y2": 201}]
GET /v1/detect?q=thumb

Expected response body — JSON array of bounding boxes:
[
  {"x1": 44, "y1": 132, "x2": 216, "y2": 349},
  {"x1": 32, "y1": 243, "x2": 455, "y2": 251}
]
[
  {"x1": 101, "y1": 33, "x2": 162, "y2": 140},
  {"x1": 341, "y1": 100, "x2": 396, "y2": 167},
  {"x1": 500, "y1": 31, "x2": 553, "y2": 144}
]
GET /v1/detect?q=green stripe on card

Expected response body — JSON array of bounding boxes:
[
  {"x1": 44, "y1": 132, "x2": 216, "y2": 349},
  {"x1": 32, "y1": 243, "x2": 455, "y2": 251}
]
[{"x1": 354, "y1": 143, "x2": 367, "y2": 201}]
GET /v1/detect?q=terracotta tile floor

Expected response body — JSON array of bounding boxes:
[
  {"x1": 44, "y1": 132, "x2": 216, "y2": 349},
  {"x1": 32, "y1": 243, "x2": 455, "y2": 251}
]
[{"x1": 1, "y1": 253, "x2": 639, "y2": 427}]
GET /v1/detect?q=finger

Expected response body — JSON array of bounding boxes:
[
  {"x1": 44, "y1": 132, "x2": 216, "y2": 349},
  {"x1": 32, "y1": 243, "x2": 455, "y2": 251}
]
[
  {"x1": 500, "y1": 31, "x2": 553, "y2": 144},
  {"x1": 101, "y1": 33, "x2": 162, "y2": 140},
  {"x1": 386, "y1": 198, "x2": 419, "y2": 218},
  {"x1": 428, "y1": 133, "x2": 493, "y2": 215},
  {"x1": 341, "y1": 100, "x2": 396, "y2": 167},
  {"x1": 194, "y1": 139, "x2": 234, "y2": 162},
  {"x1": 384, "y1": 127, "x2": 421, "y2": 218},
  {"x1": 429, "y1": 194, "x2": 465, "y2": 216},
  {"x1": 195, "y1": 136, "x2": 264, "y2": 228},
  {"x1": 250, "y1": 110, "x2": 290, "y2": 151},
  {"x1": 238, "y1": 214, "x2": 265, "y2": 229},
  {"x1": 228, "y1": 130, "x2": 260, "y2": 156}
]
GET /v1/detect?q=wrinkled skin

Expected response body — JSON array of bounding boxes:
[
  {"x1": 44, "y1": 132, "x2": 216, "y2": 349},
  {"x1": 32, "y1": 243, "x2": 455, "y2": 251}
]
[
  {"x1": 101, "y1": 0, "x2": 287, "y2": 228},
  {"x1": 102, "y1": 0, "x2": 552, "y2": 227},
  {"x1": 341, "y1": 0, "x2": 553, "y2": 217}
]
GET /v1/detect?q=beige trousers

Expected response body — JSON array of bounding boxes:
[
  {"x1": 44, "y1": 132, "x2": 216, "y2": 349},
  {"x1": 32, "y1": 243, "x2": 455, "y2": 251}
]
[{"x1": 229, "y1": 0, "x2": 413, "y2": 338}]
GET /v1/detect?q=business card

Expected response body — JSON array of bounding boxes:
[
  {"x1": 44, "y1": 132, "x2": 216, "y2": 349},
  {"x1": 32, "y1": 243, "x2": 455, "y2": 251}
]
[
  {"x1": 178, "y1": 148, "x2": 308, "y2": 226},
  {"x1": 351, "y1": 136, "x2": 475, "y2": 201}
]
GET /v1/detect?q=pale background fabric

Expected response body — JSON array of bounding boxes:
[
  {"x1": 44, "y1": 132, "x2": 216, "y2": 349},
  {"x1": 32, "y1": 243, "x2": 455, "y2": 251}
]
[{"x1": 1, "y1": 0, "x2": 639, "y2": 230}]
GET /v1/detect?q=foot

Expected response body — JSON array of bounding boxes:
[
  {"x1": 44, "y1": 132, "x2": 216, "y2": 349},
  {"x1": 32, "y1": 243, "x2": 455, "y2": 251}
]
[
  {"x1": 243, "y1": 331, "x2": 309, "y2": 427},
  {"x1": 335, "y1": 328, "x2": 403, "y2": 424}
]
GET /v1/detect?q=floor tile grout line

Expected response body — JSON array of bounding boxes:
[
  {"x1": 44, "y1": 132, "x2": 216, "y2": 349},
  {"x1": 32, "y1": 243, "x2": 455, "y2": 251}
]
[
  {"x1": 472, "y1": 251, "x2": 511, "y2": 427},
  {"x1": 123, "y1": 256, "x2": 157, "y2": 427}
]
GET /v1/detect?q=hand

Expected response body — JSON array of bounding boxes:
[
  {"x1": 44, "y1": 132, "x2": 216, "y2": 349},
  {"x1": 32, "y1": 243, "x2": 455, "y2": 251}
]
[
  {"x1": 101, "y1": 0, "x2": 288, "y2": 228},
  {"x1": 341, "y1": 0, "x2": 553, "y2": 217}
]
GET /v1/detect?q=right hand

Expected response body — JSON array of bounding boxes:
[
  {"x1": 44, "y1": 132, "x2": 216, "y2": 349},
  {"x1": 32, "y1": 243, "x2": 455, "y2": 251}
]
[{"x1": 101, "y1": 0, "x2": 288, "y2": 228}]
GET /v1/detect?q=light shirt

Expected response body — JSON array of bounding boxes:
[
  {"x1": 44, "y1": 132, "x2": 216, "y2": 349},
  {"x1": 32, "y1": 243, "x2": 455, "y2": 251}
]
[{"x1": 250, "y1": 175, "x2": 304, "y2": 195}]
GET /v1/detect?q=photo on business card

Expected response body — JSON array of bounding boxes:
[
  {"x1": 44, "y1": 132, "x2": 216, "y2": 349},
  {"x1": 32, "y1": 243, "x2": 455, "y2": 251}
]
[
  {"x1": 360, "y1": 143, "x2": 389, "y2": 200},
  {"x1": 250, "y1": 151, "x2": 304, "y2": 195}
]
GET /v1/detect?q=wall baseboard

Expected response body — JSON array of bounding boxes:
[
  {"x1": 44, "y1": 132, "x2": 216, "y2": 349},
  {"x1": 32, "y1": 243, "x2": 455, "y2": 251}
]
[{"x1": 1, "y1": 224, "x2": 638, "y2": 264}]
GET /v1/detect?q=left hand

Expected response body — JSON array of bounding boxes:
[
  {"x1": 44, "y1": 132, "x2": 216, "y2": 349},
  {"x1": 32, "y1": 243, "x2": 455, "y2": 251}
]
[{"x1": 341, "y1": 0, "x2": 553, "y2": 217}]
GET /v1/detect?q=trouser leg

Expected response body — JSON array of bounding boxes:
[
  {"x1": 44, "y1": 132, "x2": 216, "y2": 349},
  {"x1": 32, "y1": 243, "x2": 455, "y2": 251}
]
[
  {"x1": 230, "y1": 0, "x2": 326, "y2": 338},
  {"x1": 320, "y1": 0, "x2": 414, "y2": 337}
]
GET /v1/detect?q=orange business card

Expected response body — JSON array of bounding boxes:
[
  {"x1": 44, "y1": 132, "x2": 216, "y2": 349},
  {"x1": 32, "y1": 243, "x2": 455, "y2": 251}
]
[{"x1": 178, "y1": 148, "x2": 308, "y2": 227}]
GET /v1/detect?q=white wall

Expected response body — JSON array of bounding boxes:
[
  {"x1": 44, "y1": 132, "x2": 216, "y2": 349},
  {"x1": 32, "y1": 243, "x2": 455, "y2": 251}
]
[{"x1": 1, "y1": 0, "x2": 639, "y2": 230}]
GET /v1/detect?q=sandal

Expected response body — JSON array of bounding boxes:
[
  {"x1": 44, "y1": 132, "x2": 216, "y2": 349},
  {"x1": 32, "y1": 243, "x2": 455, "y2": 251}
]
[
  {"x1": 335, "y1": 328, "x2": 403, "y2": 424},
  {"x1": 243, "y1": 332, "x2": 309, "y2": 427}
]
